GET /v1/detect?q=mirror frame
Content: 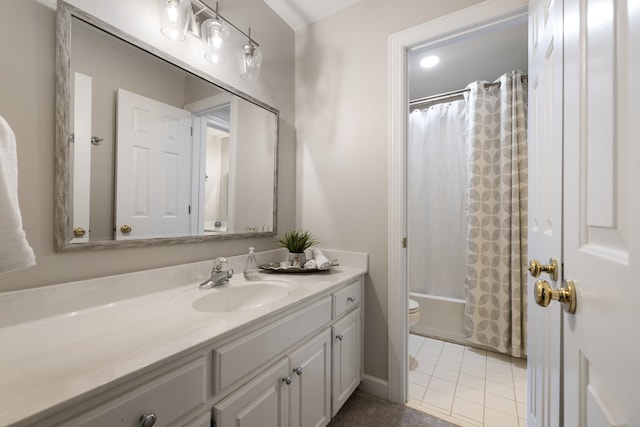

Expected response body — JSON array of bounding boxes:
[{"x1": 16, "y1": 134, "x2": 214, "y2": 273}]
[{"x1": 55, "y1": 1, "x2": 279, "y2": 252}]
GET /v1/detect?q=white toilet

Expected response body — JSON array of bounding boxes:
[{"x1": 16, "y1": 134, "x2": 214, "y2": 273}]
[{"x1": 408, "y1": 299, "x2": 421, "y2": 327}]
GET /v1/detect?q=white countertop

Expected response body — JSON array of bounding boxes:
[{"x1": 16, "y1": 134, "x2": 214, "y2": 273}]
[{"x1": 0, "y1": 251, "x2": 367, "y2": 427}]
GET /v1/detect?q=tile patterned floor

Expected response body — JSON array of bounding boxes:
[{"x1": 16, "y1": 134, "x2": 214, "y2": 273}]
[{"x1": 406, "y1": 334, "x2": 527, "y2": 427}]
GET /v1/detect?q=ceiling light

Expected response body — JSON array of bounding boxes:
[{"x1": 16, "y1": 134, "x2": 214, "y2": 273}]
[{"x1": 420, "y1": 55, "x2": 440, "y2": 68}]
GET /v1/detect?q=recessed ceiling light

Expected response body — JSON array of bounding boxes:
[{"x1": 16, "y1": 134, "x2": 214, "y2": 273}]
[{"x1": 420, "y1": 55, "x2": 440, "y2": 68}]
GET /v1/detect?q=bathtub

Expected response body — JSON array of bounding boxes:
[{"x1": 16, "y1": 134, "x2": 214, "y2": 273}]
[{"x1": 409, "y1": 292, "x2": 471, "y2": 345}]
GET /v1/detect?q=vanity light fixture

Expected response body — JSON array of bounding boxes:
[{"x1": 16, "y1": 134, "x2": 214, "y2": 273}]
[
  {"x1": 201, "y1": 3, "x2": 230, "y2": 64},
  {"x1": 238, "y1": 28, "x2": 262, "y2": 82},
  {"x1": 158, "y1": 0, "x2": 191, "y2": 41},
  {"x1": 158, "y1": 0, "x2": 262, "y2": 80}
]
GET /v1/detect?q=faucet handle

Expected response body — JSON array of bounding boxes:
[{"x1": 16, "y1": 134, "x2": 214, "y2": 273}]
[{"x1": 213, "y1": 257, "x2": 228, "y2": 271}]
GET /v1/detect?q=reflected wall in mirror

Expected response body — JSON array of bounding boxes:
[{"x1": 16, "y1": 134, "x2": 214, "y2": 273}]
[{"x1": 55, "y1": 2, "x2": 278, "y2": 251}]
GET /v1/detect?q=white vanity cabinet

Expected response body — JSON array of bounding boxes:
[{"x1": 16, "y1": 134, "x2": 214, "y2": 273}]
[
  {"x1": 213, "y1": 358, "x2": 291, "y2": 427},
  {"x1": 214, "y1": 328, "x2": 332, "y2": 427},
  {"x1": 289, "y1": 328, "x2": 332, "y2": 427},
  {"x1": 213, "y1": 277, "x2": 362, "y2": 427},
  {"x1": 55, "y1": 357, "x2": 209, "y2": 427},
  {"x1": 8, "y1": 275, "x2": 364, "y2": 427},
  {"x1": 330, "y1": 279, "x2": 363, "y2": 416},
  {"x1": 331, "y1": 307, "x2": 361, "y2": 416}
]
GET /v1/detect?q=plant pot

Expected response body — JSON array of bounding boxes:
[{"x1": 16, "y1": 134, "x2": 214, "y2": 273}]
[{"x1": 287, "y1": 252, "x2": 306, "y2": 267}]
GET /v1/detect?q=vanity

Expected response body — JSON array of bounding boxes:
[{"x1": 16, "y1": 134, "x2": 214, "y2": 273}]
[{"x1": 0, "y1": 250, "x2": 367, "y2": 426}]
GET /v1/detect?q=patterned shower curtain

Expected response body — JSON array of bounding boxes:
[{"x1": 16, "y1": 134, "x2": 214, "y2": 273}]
[{"x1": 463, "y1": 71, "x2": 528, "y2": 357}]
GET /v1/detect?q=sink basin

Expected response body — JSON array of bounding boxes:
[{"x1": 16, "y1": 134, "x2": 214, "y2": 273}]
[{"x1": 172, "y1": 279, "x2": 297, "y2": 313}]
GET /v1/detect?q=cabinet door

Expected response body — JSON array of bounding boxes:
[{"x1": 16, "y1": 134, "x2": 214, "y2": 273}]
[
  {"x1": 179, "y1": 411, "x2": 211, "y2": 427},
  {"x1": 214, "y1": 358, "x2": 289, "y2": 427},
  {"x1": 331, "y1": 308, "x2": 361, "y2": 416},
  {"x1": 289, "y1": 328, "x2": 332, "y2": 427}
]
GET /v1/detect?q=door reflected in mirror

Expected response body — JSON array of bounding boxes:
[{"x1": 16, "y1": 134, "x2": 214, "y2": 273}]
[{"x1": 56, "y1": 2, "x2": 278, "y2": 250}]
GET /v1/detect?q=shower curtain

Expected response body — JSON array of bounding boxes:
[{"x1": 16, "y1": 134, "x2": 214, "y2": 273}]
[
  {"x1": 463, "y1": 71, "x2": 528, "y2": 357},
  {"x1": 408, "y1": 101, "x2": 467, "y2": 299}
]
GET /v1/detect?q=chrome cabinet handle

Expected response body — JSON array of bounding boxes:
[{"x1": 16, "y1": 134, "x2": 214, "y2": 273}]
[
  {"x1": 139, "y1": 413, "x2": 157, "y2": 427},
  {"x1": 282, "y1": 376, "x2": 292, "y2": 385},
  {"x1": 336, "y1": 333, "x2": 344, "y2": 341},
  {"x1": 294, "y1": 366, "x2": 303, "y2": 375},
  {"x1": 347, "y1": 296, "x2": 355, "y2": 303}
]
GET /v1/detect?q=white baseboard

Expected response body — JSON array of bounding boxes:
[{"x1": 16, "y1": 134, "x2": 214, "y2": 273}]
[{"x1": 359, "y1": 374, "x2": 389, "y2": 399}]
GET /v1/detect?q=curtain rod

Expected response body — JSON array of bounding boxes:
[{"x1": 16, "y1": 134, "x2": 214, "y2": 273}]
[{"x1": 409, "y1": 74, "x2": 528, "y2": 110}]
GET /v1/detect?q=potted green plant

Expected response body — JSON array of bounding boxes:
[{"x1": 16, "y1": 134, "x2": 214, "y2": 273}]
[{"x1": 276, "y1": 229, "x2": 318, "y2": 267}]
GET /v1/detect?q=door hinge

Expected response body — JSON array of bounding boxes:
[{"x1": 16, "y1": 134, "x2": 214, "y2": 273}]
[{"x1": 402, "y1": 237, "x2": 407, "y2": 248}]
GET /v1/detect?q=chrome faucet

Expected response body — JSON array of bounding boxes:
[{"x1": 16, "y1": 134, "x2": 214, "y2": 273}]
[{"x1": 199, "y1": 257, "x2": 234, "y2": 289}]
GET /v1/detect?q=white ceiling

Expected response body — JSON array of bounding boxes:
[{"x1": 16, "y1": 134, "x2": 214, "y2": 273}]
[
  {"x1": 261, "y1": 1, "x2": 528, "y2": 100},
  {"x1": 263, "y1": 0, "x2": 361, "y2": 30},
  {"x1": 409, "y1": 20, "x2": 528, "y2": 100}
]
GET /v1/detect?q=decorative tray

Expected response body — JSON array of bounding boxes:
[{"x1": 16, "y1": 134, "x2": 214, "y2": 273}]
[{"x1": 259, "y1": 260, "x2": 339, "y2": 274}]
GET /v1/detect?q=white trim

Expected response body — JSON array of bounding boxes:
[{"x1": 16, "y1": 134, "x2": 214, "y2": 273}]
[
  {"x1": 387, "y1": 0, "x2": 528, "y2": 404},
  {"x1": 359, "y1": 374, "x2": 389, "y2": 398}
]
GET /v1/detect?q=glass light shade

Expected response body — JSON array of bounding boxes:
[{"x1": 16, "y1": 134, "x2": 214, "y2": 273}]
[
  {"x1": 238, "y1": 42, "x2": 262, "y2": 82},
  {"x1": 202, "y1": 18, "x2": 230, "y2": 64},
  {"x1": 159, "y1": 0, "x2": 191, "y2": 41}
]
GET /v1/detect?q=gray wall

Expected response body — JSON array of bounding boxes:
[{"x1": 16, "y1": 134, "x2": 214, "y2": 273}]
[
  {"x1": 0, "y1": 0, "x2": 295, "y2": 291},
  {"x1": 295, "y1": 0, "x2": 483, "y2": 383}
]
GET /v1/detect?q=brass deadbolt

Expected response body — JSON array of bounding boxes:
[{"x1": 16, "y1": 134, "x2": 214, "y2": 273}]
[{"x1": 528, "y1": 258, "x2": 559, "y2": 281}]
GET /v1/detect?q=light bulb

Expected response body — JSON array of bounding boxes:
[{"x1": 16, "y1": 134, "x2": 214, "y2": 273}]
[
  {"x1": 159, "y1": 0, "x2": 189, "y2": 41},
  {"x1": 166, "y1": 1, "x2": 179, "y2": 23},
  {"x1": 419, "y1": 55, "x2": 440, "y2": 68},
  {"x1": 202, "y1": 18, "x2": 230, "y2": 64},
  {"x1": 238, "y1": 41, "x2": 262, "y2": 81}
]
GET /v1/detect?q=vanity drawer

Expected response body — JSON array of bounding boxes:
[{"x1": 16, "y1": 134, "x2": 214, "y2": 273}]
[
  {"x1": 63, "y1": 357, "x2": 206, "y2": 427},
  {"x1": 213, "y1": 296, "x2": 332, "y2": 392},
  {"x1": 333, "y1": 279, "x2": 362, "y2": 318}
]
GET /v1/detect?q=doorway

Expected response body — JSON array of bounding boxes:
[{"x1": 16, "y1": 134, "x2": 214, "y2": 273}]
[
  {"x1": 403, "y1": 18, "x2": 528, "y2": 424},
  {"x1": 387, "y1": 0, "x2": 529, "y2": 410}
]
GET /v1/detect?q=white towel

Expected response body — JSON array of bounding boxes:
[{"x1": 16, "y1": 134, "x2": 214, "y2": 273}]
[
  {"x1": 0, "y1": 115, "x2": 36, "y2": 274},
  {"x1": 312, "y1": 249, "x2": 331, "y2": 270},
  {"x1": 303, "y1": 259, "x2": 317, "y2": 269}
]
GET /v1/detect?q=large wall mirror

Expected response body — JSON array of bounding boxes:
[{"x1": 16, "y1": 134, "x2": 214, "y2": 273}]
[{"x1": 55, "y1": 2, "x2": 278, "y2": 251}]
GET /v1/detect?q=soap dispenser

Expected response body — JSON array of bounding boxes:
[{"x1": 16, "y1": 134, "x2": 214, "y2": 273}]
[{"x1": 244, "y1": 247, "x2": 260, "y2": 280}]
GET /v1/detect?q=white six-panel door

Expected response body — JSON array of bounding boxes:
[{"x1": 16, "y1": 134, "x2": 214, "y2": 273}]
[
  {"x1": 527, "y1": 0, "x2": 563, "y2": 425},
  {"x1": 115, "y1": 89, "x2": 192, "y2": 240},
  {"x1": 530, "y1": 0, "x2": 640, "y2": 424},
  {"x1": 562, "y1": 0, "x2": 640, "y2": 425},
  {"x1": 71, "y1": 72, "x2": 92, "y2": 243}
]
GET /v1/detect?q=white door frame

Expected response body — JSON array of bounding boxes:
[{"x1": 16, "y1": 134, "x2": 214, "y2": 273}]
[{"x1": 387, "y1": 0, "x2": 528, "y2": 403}]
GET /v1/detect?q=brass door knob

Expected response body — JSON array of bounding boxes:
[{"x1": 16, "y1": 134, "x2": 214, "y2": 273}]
[
  {"x1": 535, "y1": 279, "x2": 577, "y2": 314},
  {"x1": 120, "y1": 224, "x2": 132, "y2": 234},
  {"x1": 528, "y1": 258, "x2": 559, "y2": 281},
  {"x1": 73, "y1": 227, "x2": 86, "y2": 238}
]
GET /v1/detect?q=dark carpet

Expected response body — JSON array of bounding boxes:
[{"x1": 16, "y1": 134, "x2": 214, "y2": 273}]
[{"x1": 327, "y1": 389, "x2": 459, "y2": 427}]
